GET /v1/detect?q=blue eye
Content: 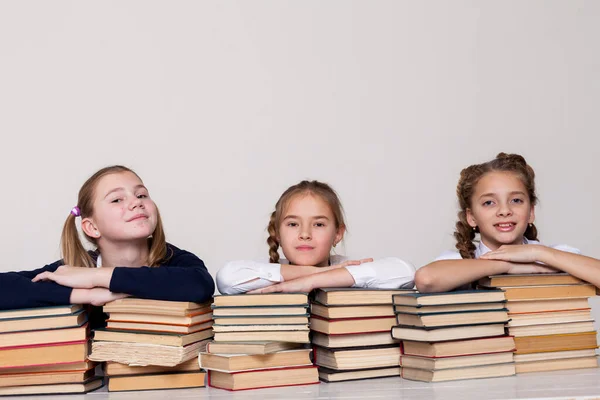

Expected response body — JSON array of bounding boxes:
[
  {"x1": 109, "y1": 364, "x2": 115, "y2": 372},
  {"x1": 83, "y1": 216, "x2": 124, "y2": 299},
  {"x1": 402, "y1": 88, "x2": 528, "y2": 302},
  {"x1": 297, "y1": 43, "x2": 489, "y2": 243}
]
[
  {"x1": 482, "y1": 200, "x2": 494, "y2": 206},
  {"x1": 512, "y1": 198, "x2": 523, "y2": 204}
]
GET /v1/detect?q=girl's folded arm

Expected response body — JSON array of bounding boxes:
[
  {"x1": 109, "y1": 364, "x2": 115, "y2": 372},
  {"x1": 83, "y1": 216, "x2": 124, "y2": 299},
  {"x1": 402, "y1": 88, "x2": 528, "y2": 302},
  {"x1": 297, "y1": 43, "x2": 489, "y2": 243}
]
[
  {"x1": 345, "y1": 257, "x2": 416, "y2": 289},
  {"x1": 415, "y1": 259, "x2": 511, "y2": 293},
  {"x1": 109, "y1": 251, "x2": 215, "y2": 303},
  {"x1": 0, "y1": 272, "x2": 72, "y2": 310}
]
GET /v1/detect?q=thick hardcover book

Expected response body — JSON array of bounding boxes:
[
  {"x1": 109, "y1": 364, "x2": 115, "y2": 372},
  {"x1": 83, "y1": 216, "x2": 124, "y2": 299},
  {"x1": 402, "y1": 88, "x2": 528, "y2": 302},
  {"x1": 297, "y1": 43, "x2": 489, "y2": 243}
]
[
  {"x1": 318, "y1": 366, "x2": 400, "y2": 382},
  {"x1": 310, "y1": 315, "x2": 396, "y2": 335},
  {"x1": 213, "y1": 293, "x2": 309, "y2": 307},
  {"x1": 199, "y1": 349, "x2": 312, "y2": 372},
  {"x1": 0, "y1": 340, "x2": 89, "y2": 369},
  {"x1": 108, "y1": 371, "x2": 206, "y2": 392},
  {"x1": 479, "y1": 273, "x2": 584, "y2": 287},
  {"x1": 395, "y1": 309, "x2": 509, "y2": 327},
  {"x1": 314, "y1": 288, "x2": 415, "y2": 306},
  {"x1": 103, "y1": 298, "x2": 212, "y2": 317},
  {"x1": 0, "y1": 377, "x2": 103, "y2": 396},
  {"x1": 391, "y1": 323, "x2": 506, "y2": 342},
  {"x1": 208, "y1": 365, "x2": 319, "y2": 391},
  {"x1": 0, "y1": 309, "x2": 88, "y2": 334},
  {"x1": 0, "y1": 305, "x2": 83, "y2": 320},
  {"x1": 392, "y1": 290, "x2": 506, "y2": 307},
  {"x1": 0, "y1": 323, "x2": 89, "y2": 349},
  {"x1": 93, "y1": 327, "x2": 213, "y2": 346}
]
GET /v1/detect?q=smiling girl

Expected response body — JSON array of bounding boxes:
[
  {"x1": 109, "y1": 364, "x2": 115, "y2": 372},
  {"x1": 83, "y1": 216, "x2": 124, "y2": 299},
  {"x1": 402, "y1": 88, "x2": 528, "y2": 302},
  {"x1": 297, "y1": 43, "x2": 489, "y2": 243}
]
[
  {"x1": 217, "y1": 180, "x2": 415, "y2": 294},
  {"x1": 415, "y1": 153, "x2": 600, "y2": 293},
  {"x1": 0, "y1": 166, "x2": 214, "y2": 313}
]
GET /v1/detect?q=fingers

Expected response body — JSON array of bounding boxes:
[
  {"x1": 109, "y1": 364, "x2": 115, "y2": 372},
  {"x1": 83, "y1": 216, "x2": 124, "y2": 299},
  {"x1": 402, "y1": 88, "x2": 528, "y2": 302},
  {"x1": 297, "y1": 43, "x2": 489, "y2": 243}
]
[
  {"x1": 249, "y1": 285, "x2": 282, "y2": 294},
  {"x1": 341, "y1": 258, "x2": 374, "y2": 267},
  {"x1": 341, "y1": 260, "x2": 362, "y2": 267},
  {"x1": 32, "y1": 272, "x2": 53, "y2": 282},
  {"x1": 480, "y1": 252, "x2": 501, "y2": 260}
]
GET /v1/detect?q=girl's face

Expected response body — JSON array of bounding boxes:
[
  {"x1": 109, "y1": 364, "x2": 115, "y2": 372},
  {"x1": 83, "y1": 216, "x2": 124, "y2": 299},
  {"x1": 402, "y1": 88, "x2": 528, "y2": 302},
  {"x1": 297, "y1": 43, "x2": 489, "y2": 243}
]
[
  {"x1": 83, "y1": 171, "x2": 158, "y2": 244},
  {"x1": 278, "y1": 193, "x2": 344, "y2": 267},
  {"x1": 467, "y1": 171, "x2": 535, "y2": 251}
]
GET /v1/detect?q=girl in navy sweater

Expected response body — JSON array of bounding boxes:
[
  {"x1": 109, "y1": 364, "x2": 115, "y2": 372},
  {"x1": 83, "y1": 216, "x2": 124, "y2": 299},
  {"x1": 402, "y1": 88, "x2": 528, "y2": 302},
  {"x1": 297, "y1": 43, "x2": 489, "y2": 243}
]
[{"x1": 0, "y1": 166, "x2": 214, "y2": 311}]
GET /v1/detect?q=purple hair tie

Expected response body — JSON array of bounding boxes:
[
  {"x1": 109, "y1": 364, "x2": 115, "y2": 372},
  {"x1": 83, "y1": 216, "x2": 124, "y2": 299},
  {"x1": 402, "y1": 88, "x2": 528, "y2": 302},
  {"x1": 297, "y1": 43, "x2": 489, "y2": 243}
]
[{"x1": 70, "y1": 206, "x2": 81, "y2": 217}]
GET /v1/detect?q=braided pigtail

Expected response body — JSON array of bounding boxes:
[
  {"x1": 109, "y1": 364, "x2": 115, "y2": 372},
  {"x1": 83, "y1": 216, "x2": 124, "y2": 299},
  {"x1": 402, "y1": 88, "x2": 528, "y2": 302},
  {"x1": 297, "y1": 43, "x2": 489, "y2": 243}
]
[
  {"x1": 267, "y1": 211, "x2": 280, "y2": 263},
  {"x1": 454, "y1": 210, "x2": 477, "y2": 259}
]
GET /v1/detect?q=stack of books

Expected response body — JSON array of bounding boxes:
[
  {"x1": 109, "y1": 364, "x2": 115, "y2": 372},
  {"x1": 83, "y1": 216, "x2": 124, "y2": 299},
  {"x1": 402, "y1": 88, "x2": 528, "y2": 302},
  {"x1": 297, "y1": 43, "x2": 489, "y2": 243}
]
[
  {"x1": 0, "y1": 305, "x2": 102, "y2": 395},
  {"x1": 89, "y1": 298, "x2": 213, "y2": 392},
  {"x1": 310, "y1": 288, "x2": 414, "y2": 382},
  {"x1": 392, "y1": 290, "x2": 516, "y2": 382},
  {"x1": 201, "y1": 293, "x2": 318, "y2": 391},
  {"x1": 478, "y1": 273, "x2": 598, "y2": 373}
]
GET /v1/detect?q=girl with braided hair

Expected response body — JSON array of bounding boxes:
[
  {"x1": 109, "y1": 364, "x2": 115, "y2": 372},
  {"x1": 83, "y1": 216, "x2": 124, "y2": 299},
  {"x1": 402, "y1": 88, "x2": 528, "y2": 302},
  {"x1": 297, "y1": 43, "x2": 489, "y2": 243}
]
[
  {"x1": 217, "y1": 180, "x2": 415, "y2": 294},
  {"x1": 415, "y1": 152, "x2": 600, "y2": 293}
]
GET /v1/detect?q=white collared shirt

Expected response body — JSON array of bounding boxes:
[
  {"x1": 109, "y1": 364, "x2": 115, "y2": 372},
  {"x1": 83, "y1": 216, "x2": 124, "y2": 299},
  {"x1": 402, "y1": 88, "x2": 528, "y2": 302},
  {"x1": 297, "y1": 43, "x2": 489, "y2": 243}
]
[
  {"x1": 435, "y1": 238, "x2": 581, "y2": 261},
  {"x1": 216, "y1": 255, "x2": 416, "y2": 295}
]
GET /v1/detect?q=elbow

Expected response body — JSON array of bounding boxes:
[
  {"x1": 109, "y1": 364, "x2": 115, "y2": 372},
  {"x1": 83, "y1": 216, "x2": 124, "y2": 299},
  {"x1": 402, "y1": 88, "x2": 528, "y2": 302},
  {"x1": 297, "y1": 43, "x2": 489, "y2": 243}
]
[
  {"x1": 414, "y1": 266, "x2": 438, "y2": 293},
  {"x1": 216, "y1": 261, "x2": 244, "y2": 295},
  {"x1": 200, "y1": 274, "x2": 216, "y2": 302},
  {"x1": 389, "y1": 257, "x2": 417, "y2": 289},
  {"x1": 188, "y1": 269, "x2": 215, "y2": 303}
]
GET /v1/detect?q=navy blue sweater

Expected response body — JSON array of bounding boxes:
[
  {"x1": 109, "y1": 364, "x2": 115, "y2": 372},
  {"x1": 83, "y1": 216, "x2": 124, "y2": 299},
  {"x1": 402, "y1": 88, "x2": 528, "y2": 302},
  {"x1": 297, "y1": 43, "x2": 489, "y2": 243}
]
[{"x1": 0, "y1": 243, "x2": 215, "y2": 311}]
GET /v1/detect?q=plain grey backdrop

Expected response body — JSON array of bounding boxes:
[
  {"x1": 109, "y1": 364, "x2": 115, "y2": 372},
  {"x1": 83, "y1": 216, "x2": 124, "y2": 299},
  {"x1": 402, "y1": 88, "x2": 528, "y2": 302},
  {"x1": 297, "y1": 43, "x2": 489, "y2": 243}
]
[{"x1": 0, "y1": 1, "x2": 598, "y2": 314}]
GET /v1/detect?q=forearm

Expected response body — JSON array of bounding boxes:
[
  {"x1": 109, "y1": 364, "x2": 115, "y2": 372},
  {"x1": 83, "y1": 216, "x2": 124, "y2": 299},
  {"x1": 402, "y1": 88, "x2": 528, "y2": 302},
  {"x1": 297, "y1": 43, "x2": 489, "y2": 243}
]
[
  {"x1": 91, "y1": 267, "x2": 115, "y2": 288},
  {"x1": 0, "y1": 273, "x2": 72, "y2": 310},
  {"x1": 415, "y1": 260, "x2": 511, "y2": 293},
  {"x1": 70, "y1": 288, "x2": 128, "y2": 306},
  {"x1": 539, "y1": 248, "x2": 600, "y2": 287},
  {"x1": 305, "y1": 268, "x2": 356, "y2": 290},
  {"x1": 280, "y1": 264, "x2": 337, "y2": 281}
]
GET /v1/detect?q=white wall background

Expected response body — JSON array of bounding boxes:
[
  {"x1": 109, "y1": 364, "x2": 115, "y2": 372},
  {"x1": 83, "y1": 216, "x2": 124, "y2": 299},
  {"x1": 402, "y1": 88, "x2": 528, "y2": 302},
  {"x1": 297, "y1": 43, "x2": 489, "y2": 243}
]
[{"x1": 0, "y1": 1, "x2": 598, "y2": 304}]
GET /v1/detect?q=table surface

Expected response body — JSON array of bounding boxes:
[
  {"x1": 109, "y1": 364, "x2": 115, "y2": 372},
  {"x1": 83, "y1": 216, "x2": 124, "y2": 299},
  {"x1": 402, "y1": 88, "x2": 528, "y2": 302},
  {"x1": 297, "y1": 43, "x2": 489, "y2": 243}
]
[{"x1": 4, "y1": 365, "x2": 600, "y2": 400}]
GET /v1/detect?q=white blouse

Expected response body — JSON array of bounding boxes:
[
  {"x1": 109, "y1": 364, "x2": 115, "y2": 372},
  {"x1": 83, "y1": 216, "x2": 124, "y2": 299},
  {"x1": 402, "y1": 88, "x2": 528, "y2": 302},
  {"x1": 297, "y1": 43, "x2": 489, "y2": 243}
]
[
  {"x1": 216, "y1": 255, "x2": 416, "y2": 295},
  {"x1": 435, "y1": 238, "x2": 581, "y2": 261}
]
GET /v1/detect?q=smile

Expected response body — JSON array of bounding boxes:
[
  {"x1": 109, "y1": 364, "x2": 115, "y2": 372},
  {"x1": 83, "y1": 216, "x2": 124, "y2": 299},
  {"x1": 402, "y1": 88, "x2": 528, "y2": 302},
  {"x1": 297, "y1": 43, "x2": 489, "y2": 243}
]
[
  {"x1": 494, "y1": 222, "x2": 516, "y2": 232},
  {"x1": 127, "y1": 215, "x2": 148, "y2": 222}
]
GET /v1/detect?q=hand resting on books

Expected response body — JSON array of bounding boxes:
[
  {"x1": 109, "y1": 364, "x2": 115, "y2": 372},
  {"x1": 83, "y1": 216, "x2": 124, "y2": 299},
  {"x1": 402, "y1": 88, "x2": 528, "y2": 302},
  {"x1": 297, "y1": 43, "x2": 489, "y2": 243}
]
[
  {"x1": 248, "y1": 267, "x2": 358, "y2": 294},
  {"x1": 70, "y1": 287, "x2": 128, "y2": 306},
  {"x1": 480, "y1": 245, "x2": 548, "y2": 264},
  {"x1": 32, "y1": 265, "x2": 114, "y2": 289}
]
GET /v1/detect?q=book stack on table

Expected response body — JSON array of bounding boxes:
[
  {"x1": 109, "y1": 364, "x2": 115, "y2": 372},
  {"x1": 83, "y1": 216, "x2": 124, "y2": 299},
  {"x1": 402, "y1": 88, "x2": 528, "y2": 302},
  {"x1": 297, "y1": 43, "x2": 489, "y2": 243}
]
[
  {"x1": 392, "y1": 290, "x2": 516, "y2": 382},
  {"x1": 89, "y1": 298, "x2": 213, "y2": 392},
  {"x1": 0, "y1": 305, "x2": 102, "y2": 395},
  {"x1": 478, "y1": 273, "x2": 599, "y2": 374},
  {"x1": 310, "y1": 288, "x2": 414, "y2": 383},
  {"x1": 201, "y1": 293, "x2": 318, "y2": 391}
]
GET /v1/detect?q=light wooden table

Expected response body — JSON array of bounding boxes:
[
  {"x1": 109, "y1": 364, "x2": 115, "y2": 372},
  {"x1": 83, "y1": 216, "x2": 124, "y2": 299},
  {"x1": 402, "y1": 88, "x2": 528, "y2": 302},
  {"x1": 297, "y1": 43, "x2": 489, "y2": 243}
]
[{"x1": 5, "y1": 366, "x2": 600, "y2": 400}]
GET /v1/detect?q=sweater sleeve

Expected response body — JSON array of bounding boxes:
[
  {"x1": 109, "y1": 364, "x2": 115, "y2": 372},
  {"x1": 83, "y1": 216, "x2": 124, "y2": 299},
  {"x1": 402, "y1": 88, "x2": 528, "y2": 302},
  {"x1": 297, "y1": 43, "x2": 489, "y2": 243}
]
[
  {"x1": 0, "y1": 260, "x2": 73, "y2": 310},
  {"x1": 344, "y1": 257, "x2": 416, "y2": 289},
  {"x1": 108, "y1": 247, "x2": 215, "y2": 303},
  {"x1": 216, "y1": 260, "x2": 283, "y2": 295}
]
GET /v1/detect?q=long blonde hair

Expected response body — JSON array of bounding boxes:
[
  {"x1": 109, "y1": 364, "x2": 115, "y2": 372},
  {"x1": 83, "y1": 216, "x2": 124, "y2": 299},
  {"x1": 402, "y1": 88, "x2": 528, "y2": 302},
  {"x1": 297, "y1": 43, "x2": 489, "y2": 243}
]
[
  {"x1": 267, "y1": 180, "x2": 346, "y2": 263},
  {"x1": 61, "y1": 166, "x2": 167, "y2": 268}
]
